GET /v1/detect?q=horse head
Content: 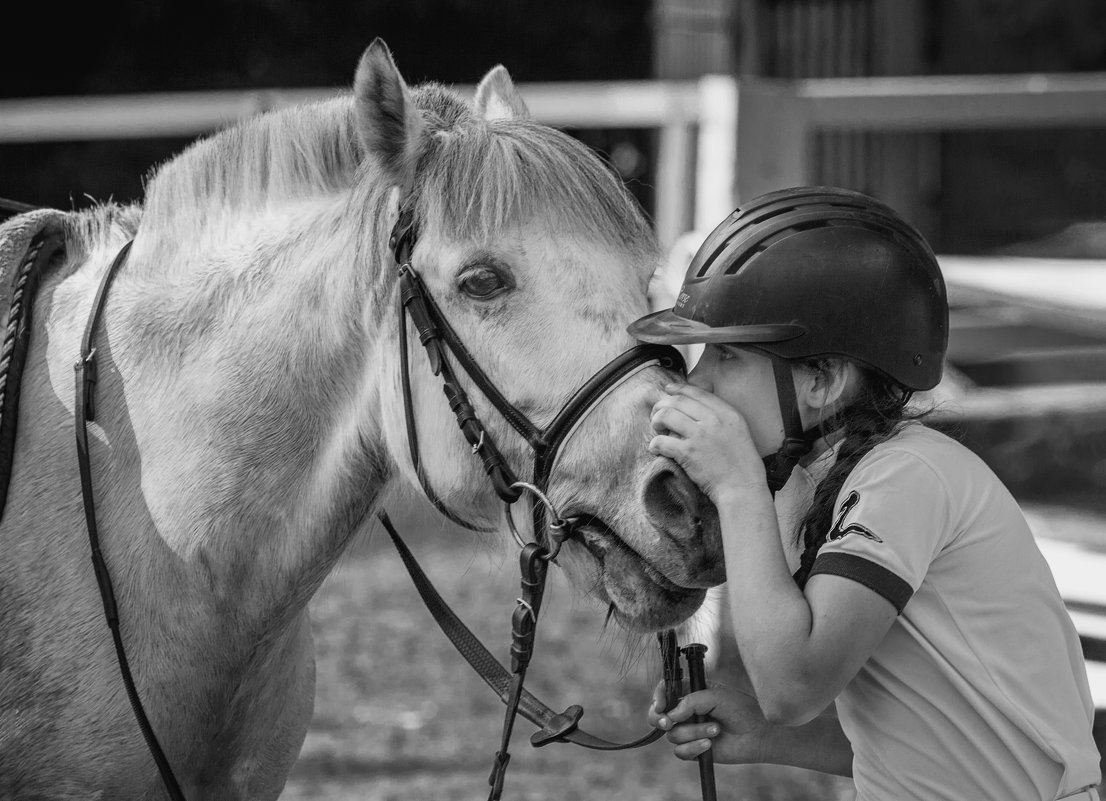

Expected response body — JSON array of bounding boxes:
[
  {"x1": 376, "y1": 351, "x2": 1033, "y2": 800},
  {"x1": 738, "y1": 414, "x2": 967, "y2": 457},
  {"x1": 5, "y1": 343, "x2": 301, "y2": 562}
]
[{"x1": 354, "y1": 40, "x2": 724, "y2": 631}]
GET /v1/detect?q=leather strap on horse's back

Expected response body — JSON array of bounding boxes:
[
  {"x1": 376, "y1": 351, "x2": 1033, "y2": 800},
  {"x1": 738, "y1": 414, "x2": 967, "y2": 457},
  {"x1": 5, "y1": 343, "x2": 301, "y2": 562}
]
[{"x1": 0, "y1": 232, "x2": 64, "y2": 524}]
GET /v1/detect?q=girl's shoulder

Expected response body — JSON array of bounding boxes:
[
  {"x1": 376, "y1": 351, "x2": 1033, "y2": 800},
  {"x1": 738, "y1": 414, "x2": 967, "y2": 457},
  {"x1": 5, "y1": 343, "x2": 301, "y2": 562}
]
[
  {"x1": 850, "y1": 421, "x2": 998, "y2": 503},
  {"x1": 865, "y1": 421, "x2": 973, "y2": 468}
]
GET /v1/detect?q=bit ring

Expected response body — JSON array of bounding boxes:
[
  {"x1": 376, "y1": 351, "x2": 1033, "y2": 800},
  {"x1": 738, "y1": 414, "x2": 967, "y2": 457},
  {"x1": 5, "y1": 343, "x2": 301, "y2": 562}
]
[{"x1": 504, "y1": 481, "x2": 570, "y2": 560}]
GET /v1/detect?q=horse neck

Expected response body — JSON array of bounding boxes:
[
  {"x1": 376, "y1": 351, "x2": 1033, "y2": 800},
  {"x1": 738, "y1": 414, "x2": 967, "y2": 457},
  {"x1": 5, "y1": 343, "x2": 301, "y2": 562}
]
[{"x1": 101, "y1": 201, "x2": 398, "y2": 636}]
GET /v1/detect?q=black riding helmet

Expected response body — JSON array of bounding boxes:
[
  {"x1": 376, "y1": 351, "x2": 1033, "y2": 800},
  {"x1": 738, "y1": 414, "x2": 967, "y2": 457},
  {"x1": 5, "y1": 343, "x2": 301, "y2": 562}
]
[{"x1": 629, "y1": 185, "x2": 949, "y2": 491}]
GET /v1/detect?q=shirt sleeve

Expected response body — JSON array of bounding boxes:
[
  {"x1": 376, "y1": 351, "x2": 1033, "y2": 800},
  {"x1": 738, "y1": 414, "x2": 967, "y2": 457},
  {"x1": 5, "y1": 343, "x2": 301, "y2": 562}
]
[{"x1": 808, "y1": 447, "x2": 953, "y2": 613}]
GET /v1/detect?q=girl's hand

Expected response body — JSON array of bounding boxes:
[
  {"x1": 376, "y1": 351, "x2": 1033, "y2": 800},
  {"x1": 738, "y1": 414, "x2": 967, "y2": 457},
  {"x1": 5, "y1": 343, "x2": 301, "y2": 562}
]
[
  {"x1": 648, "y1": 383, "x2": 766, "y2": 504},
  {"x1": 648, "y1": 680, "x2": 771, "y2": 764}
]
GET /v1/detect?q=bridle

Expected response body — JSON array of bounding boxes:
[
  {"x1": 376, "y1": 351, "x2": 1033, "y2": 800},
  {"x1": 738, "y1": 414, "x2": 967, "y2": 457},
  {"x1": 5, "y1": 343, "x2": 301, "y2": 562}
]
[
  {"x1": 57, "y1": 202, "x2": 709, "y2": 799},
  {"x1": 388, "y1": 203, "x2": 684, "y2": 533},
  {"x1": 382, "y1": 204, "x2": 701, "y2": 799}
]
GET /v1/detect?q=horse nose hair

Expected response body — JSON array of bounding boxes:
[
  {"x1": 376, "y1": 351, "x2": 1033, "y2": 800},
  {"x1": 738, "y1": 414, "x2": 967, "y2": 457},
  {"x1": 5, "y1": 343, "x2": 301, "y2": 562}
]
[{"x1": 643, "y1": 466, "x2": 703, "y2": 543}]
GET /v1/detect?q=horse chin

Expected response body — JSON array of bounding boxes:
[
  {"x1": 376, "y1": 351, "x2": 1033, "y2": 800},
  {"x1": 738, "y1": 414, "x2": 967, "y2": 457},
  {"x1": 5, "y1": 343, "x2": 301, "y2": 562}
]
[{"x1": 569, "y1": 519, "x2": 707, "y2": 633}]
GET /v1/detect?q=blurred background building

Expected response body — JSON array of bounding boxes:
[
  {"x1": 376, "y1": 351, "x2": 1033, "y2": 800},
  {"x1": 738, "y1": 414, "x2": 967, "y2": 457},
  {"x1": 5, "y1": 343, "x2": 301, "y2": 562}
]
[
  {"x1": 4, "y1": 0, "x2": 1106, "y2": 256},
  {"x1": 656, "y1": 0, "x2": 1106, "y2": 254}
]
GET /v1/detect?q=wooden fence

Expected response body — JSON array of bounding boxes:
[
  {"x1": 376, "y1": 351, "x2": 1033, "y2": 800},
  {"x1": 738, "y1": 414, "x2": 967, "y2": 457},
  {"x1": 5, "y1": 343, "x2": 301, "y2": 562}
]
[{"x1": 5, "y1": 71, "x2": 1106, "y2": 249}]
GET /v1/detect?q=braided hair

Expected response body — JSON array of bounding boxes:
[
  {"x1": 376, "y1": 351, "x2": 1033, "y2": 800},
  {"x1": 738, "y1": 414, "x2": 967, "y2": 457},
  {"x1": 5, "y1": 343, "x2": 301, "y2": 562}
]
[{"x1": 792, "y1": 362, "x2": 927, "y2": 588}]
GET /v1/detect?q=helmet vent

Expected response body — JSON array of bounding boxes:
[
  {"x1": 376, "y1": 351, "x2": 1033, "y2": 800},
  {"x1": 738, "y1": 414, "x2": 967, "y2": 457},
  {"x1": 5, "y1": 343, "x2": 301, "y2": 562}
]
[
  {"x1": 721, "y1": 222, "x2": 829, "y2": 275},
  {"x1": 693, "y1": 208, "x2": 801, "y2": 278},
  {"x1": 720, "y1": 244, "x2": 767, "y2": 275}
]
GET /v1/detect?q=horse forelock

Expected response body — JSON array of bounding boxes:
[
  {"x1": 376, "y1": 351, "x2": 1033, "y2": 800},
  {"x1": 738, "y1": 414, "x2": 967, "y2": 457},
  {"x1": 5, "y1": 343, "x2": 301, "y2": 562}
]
[
  {"x1": 407, "y1": 97, "x2": 659, "y2": 265},
  {"x1": 136, "y1": 78, "x2": 657, "y2": 267}
]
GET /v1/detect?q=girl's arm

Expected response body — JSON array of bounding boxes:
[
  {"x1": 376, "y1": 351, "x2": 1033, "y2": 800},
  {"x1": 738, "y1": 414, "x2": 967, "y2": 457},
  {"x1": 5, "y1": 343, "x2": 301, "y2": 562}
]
[{"x1": 716, "y1": 490, "x2": 898, "y2": 724}]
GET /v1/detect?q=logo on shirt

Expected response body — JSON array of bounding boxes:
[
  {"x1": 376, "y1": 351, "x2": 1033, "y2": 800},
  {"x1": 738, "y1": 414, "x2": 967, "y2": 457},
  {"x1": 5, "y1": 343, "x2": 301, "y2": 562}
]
[{"x1": 827, "y1": 491, "x2": 883, "y2": 544}]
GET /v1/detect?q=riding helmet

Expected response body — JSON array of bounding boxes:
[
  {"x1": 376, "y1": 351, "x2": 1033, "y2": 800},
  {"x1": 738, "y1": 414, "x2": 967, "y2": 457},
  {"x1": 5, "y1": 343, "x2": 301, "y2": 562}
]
[{"x1": 629, "y1": 186, "x2": 948, "y2": 390}]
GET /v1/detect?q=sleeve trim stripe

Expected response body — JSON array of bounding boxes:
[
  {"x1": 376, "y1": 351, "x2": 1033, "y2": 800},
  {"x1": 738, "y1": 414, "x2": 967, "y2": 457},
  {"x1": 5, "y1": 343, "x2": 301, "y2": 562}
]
[{"x1": 808, "y1": 552, "x2": 913, "y2": 613}]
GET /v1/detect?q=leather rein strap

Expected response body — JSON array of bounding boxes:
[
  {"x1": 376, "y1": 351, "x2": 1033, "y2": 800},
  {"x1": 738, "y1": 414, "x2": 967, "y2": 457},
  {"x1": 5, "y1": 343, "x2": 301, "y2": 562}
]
[
  {"x1": 74, "y1": 240, "x2": 187, "y2": 800},
  {"x1": 381, "y1": 206, "x2": 689, "y2": 800}
]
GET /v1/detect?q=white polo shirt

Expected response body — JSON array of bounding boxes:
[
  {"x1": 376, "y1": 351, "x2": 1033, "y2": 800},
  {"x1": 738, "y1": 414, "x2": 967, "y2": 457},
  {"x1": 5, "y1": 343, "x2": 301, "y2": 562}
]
[{"x1": 804, "y1": 423, "x2": 1100, "y2": 801}]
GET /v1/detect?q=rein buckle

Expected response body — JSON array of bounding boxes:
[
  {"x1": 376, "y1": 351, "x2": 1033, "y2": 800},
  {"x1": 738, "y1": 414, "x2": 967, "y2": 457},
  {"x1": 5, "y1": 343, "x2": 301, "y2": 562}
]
[{"x1": 76, "y1": 347, "x2": 99, "y2": 422}]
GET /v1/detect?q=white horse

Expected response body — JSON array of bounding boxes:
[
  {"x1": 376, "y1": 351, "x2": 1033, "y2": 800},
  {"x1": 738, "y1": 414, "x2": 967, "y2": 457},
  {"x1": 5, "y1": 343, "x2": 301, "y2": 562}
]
[{"x1": 0, "y1": 40, "x2": 723, "y2": 799}]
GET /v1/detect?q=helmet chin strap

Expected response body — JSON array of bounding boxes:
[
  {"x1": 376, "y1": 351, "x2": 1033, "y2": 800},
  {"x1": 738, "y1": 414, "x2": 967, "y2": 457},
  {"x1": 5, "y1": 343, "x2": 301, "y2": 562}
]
[{"x1": 762, "y1": 357, "x2": 832, "y2": 495}]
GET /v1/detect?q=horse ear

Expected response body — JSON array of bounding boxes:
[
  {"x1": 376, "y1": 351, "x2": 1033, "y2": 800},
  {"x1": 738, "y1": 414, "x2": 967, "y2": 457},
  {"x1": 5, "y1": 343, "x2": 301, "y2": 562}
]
[
  {"x1": 473, "y1": 65, "x2": 531, "y2": 121},
  {"x1": 353, "y1": 38, "x2": 425, "y2": 193}
]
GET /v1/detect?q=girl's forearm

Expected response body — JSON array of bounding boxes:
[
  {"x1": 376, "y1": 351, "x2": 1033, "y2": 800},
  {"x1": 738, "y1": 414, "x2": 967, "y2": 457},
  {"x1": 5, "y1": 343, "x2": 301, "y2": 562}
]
[{"x1": 716, "y1": 490, "x2": 823, "y2": 721}]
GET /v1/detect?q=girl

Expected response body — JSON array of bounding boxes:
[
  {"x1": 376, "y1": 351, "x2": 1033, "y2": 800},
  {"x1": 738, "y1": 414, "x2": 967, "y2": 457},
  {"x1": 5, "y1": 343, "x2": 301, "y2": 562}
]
[{"x1": 631, "y1": 186, "x2": 1101, "y2": 800}]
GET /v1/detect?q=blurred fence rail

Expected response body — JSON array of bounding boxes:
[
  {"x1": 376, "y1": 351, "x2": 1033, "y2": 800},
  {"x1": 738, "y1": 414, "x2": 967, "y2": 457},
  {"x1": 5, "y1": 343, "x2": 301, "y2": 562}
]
[
  {"x1": 0, "y1": 80, "x2": 701, "y2": 250},
  {"x1": 5, "y1": 72, "x2": 1106, "y2": 249}
]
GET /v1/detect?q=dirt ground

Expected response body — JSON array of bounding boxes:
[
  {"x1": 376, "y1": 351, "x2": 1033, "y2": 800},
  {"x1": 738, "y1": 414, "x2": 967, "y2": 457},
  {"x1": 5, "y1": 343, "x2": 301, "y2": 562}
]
[{"x1": 279, "y1": 500, "x2": 857, "y2": 801}]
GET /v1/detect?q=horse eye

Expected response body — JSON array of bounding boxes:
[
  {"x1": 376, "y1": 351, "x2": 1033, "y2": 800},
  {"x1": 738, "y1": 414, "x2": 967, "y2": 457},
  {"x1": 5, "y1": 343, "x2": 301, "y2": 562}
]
[{"x1": 459, "y1": 268, "x2": 508, "y2": 299}]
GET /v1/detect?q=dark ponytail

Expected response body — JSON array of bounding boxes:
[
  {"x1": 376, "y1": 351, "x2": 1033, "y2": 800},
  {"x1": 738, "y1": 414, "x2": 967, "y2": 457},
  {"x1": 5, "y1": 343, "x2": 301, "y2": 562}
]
[{"x1": 792, "y1": 365, "x2": 924, "y2": 588}]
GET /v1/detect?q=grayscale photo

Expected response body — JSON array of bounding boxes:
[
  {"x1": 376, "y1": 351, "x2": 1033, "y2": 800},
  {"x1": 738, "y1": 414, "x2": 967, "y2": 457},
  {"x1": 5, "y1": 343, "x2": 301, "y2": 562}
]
[{"x1": 0, "y1": 2, "x2": 1103, "y2": 799}]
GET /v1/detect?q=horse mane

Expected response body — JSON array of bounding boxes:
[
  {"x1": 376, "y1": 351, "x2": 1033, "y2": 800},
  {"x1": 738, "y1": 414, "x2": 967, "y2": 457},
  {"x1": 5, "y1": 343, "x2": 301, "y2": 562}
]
[
  {"x1": 137, "y1": 81, "x2": 658, "y2": 262},
  {"x1": 139, "y1": 93, "x2": 362, "y2": 242}
]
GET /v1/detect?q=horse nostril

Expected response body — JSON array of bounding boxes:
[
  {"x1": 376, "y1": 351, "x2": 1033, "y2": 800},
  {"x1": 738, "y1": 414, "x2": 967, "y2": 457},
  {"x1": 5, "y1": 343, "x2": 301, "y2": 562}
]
[{"x1": 643, "y1": 467, "x2": 701, "y2": 541}]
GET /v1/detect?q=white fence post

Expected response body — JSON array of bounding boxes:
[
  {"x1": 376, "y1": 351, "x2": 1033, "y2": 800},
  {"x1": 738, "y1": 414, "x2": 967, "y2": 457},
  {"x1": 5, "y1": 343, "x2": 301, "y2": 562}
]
[
  {"x1": 654, "y1": 121, "x2": 695, "y2": 251},
  {"x1": 694, "y1": 74, "x2": 739, "y2": 231}
]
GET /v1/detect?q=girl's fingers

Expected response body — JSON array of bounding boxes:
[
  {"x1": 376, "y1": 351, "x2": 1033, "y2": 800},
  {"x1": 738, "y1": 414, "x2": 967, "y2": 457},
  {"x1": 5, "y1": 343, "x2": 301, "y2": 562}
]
[
  {"x1": 647, "y1": 433, "x2": 684, "y2": 461},
  {"x1": 649, "y1": 404, "x2": 697, "y2": 436},
  {"x1": 652, "y1": 392, "x2": 713, "y2": 423},
  {"x1": 665, "y1": 382, "x2": 746, "y2": 425},
  {"x1": 665, "y1": 382, "x2": 719, "y2": 404},
  {"x1": 673, "y1": 739, "x2": 713, "y2": 761},
  {"x1": 674, "y1": 693, "x2": 712, "y2": 720},
  {"x1": 666, "y1": 722, "x2": 721, "y2": 745}
]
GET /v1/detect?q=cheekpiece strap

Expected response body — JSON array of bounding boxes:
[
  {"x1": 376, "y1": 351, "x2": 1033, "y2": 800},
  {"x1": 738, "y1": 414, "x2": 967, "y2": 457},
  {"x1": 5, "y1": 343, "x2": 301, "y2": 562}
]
[{"x1": 389, "y1": 204, "x2": 418, "y2": 265}]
